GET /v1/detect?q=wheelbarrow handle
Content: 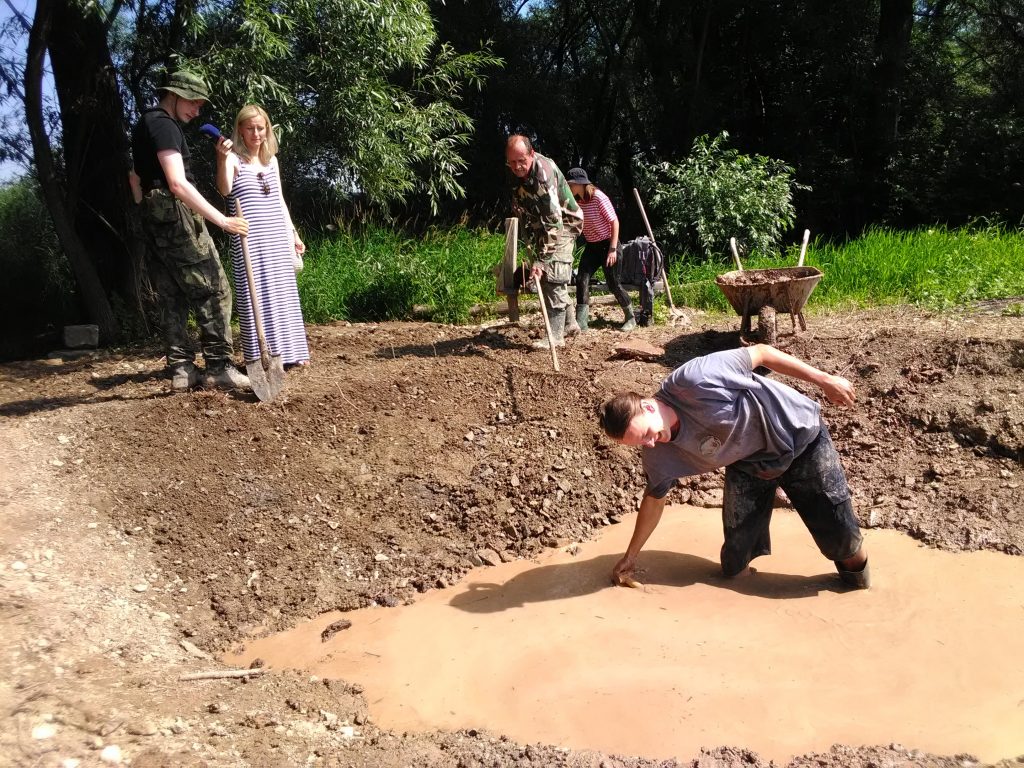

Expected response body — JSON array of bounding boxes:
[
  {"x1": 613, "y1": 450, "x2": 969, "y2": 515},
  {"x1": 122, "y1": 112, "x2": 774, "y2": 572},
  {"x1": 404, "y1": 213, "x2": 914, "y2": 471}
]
[{"x1": 729, "y1": 238, "x2": 743, "y2": 272}]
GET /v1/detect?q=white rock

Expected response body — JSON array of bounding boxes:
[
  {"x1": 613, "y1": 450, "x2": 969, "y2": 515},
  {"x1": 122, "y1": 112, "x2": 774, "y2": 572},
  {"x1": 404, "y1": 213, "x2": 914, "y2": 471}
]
[
  {"x1": 373, "y1": 553, "x2": 389, "y2": 562},
  {"x1": 62, "y1": 759, "x2": 81, "y2": 768},
  {"x1": 132, "y1": 583, "x2": 149, "y2": 593},
  {"x1": 31, "y1": 723, "x2": 57, "y2": 739},
  {"x1": 11, "y1": 561, "x2": 27, "y2": 572},
  {"x1": 99, "y1": 744, "x2": 122, "y2": 764}
]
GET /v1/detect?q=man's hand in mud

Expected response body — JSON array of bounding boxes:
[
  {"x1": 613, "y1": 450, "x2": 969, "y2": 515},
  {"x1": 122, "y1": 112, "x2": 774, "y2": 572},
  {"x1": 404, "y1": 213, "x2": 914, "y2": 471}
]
[{"x1": 611, "y1": 555, "x2": 643, "y2": 588}]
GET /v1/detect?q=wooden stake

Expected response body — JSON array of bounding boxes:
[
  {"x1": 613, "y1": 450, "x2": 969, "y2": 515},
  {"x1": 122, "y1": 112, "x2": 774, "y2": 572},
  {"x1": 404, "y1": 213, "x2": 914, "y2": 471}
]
[
  {"x1": 499, "y1": 217, "x2": 520, "y2": 323},
  {"x1": 179, "y1": 668, "x2": 268, "y2": 682}
]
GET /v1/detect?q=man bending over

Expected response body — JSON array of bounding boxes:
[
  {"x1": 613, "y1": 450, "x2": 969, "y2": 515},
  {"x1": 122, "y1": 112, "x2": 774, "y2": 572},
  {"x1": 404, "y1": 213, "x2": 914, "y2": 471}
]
[{"x1": 598, "y1": 344, "x2": 870, "y2": 589}]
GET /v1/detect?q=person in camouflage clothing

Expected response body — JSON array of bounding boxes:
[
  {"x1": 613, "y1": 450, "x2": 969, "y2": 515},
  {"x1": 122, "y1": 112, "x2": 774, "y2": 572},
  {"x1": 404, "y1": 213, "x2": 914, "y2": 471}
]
[
  {"x1": 505, "y1": 135, "x2": 583, "y2": 348},
  {"x1": 131, "y1": 68, "x2": 251, "y2": 392}
]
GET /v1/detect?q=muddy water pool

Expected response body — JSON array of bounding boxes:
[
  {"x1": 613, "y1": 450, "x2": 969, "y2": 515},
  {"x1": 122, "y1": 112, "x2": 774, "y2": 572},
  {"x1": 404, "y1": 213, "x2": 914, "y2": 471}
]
[{"x1": 227, "y1": 505, "x2": 1024, "y2": 763}]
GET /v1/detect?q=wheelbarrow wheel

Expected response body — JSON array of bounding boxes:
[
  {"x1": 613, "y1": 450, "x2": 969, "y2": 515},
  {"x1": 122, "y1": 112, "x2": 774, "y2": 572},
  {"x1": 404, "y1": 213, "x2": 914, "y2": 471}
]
[{"x1": 758, "y1": 305, "x2": 778, "y2": 345}]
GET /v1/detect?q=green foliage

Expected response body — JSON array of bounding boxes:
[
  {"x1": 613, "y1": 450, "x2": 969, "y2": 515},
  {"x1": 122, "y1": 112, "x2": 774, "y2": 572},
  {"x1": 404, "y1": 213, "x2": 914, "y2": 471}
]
[
  {"x1": 193, "y1": 0, "x2": 501, "y2": 215},
  {"x1": 669, "y1": 223, "x2": 1024, "y2": 315},
  {"x1": 298, "y1": 226, "x2": 504, "y2": 324},
  {"x1": 643, "y1": 132, "x2": 808, "y2": 263},
  {"x1": 0, "y1": 179, "x2": 76, "y2": 358}
]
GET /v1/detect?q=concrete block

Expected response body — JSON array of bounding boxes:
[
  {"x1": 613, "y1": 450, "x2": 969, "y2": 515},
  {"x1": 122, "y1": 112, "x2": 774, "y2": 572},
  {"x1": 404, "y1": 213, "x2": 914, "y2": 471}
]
[{"x1": 63, "y1": 324, "x2": 99, "y2": 349}]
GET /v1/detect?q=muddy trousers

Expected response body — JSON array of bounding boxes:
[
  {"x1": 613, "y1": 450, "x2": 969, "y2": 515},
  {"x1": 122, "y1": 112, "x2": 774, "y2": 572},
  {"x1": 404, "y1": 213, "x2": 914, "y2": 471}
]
[
  {"x1": 720, "y1": 424, "x2": 864, "y2": 577},
  {"x1": 575, "y1": 239, "x2": 631, "y2": 314},
  {"x1": 142, "y1": 192, "x2": 234, "y2": 369}
]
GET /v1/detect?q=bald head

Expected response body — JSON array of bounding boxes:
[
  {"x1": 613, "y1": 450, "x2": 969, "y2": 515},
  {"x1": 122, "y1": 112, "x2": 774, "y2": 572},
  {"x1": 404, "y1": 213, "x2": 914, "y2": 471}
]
[{"x1": 505, "y1": 134, "x2": 535, "y2": 179}]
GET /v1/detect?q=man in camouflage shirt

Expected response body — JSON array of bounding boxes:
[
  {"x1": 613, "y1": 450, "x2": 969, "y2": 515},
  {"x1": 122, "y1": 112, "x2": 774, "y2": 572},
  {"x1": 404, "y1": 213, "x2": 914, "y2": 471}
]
[
  {"x1": 131, "y1": 68, "x2": 251, "y2": 392},
  {"x1": 505, "y1": 135, "x2": 583, "y2": 348}
]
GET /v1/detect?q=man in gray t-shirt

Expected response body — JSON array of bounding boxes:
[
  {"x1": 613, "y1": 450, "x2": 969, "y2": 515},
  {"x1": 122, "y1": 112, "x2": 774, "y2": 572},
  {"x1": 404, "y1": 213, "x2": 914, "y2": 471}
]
[{"x1": 598, "y1": 344, "x2": 870, "y2": 589}]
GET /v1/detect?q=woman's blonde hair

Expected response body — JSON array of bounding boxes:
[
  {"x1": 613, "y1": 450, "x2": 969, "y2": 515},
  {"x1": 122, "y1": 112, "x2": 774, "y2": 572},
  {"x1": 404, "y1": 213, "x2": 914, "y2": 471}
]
[{"x1": 231, "y1": 104, "x2": 279, "y2": 165}]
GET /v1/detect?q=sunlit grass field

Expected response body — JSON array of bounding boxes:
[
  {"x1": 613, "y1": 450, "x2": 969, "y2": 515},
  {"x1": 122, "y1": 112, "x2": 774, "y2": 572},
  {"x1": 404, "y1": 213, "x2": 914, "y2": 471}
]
[{"x1": 298, "y1": 223, "x2": 1024, "y2": 323}]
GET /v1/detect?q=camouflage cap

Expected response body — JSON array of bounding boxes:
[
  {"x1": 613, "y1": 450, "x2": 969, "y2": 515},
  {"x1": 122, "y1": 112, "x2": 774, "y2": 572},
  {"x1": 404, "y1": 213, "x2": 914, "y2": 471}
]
[{"x1": 160, "y1": 70, "x2": 211, "y2": 102}]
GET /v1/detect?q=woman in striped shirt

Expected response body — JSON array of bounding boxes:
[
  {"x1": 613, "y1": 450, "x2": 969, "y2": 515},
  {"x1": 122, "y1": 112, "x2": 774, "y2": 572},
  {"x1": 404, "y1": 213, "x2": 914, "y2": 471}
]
[
  {"x1": 566, "y1": 167, "x2": 635, "y2": 332},
  {"x1": 216, "y1": 105, "x2": 310, "y2": 369}
]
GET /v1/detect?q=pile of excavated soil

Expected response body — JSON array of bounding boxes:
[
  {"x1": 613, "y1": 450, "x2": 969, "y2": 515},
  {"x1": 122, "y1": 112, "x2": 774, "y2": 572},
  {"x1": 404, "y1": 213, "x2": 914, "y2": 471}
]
[{"x1": 1, "y1": 303, "x2": 1022, "y2": 767}]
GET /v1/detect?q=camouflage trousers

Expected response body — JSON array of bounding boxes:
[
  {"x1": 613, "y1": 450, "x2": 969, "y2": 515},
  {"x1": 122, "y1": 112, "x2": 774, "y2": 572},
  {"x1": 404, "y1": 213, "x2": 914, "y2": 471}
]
[
  {"x1": 141, "y1": 190, "x2": 233, "y2": 368},
  {"x1": 720, "y1": 424, "x2": 863, "y2": 576},
  {"x1": 535, "y1": 231, "x2": 575, "y2": 313}
]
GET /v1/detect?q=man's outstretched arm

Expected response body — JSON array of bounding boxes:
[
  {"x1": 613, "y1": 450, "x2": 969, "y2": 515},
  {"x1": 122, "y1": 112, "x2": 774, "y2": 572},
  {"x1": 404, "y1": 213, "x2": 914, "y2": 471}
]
[
  {"x1": 611, "y1": 492, "x2": 667, "y2": 586},
  {"x1": 747, "y1": 344, "x2": 855, "y2": 407}
]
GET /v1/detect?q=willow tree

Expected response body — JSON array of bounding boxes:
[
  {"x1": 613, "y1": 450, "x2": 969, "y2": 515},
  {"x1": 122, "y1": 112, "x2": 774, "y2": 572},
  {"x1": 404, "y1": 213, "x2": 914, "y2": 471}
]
[{"x1": 190, "y1": 0, "x2": 500, "y2": 215}]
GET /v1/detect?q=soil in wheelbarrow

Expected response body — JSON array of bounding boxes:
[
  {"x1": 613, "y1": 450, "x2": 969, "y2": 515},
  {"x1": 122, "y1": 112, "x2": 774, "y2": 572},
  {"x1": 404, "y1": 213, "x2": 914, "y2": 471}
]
[
  {"x1": 717, "y1": 267, "x2": 820, "y2": 286},
  {"x1": 2, "y1": 303, "x2": 1024, "y2": 767}
]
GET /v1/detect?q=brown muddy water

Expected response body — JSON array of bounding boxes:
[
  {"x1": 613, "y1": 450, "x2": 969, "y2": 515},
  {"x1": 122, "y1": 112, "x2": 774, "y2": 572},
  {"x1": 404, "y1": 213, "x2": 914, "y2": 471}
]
[{"x1": 227, "y1": 505, "x2": 1024, "y2": 763}]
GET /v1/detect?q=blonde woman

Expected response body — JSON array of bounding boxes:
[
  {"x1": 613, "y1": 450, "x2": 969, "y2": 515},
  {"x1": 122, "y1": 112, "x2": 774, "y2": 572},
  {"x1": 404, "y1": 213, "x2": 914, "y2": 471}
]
[{"x1": 216, "y1": 104, "x2": 309, "y2": 368}]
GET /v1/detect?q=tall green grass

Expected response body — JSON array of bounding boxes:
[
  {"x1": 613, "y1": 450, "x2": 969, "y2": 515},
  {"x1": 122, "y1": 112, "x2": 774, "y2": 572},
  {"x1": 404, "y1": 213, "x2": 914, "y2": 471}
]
[
  {"x1": 669, "y1": 223, "x2": 1024, "y2": 314},
  {"x1": 295, "y1": 222, "x2": 1024, "y2": 324},
  {"x1": 298, "y1": 226, "x2": 504, "y2": 324}
]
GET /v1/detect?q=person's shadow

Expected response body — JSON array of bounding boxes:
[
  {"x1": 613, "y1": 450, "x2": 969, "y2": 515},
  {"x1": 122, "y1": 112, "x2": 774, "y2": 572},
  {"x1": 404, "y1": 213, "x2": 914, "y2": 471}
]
[{"x1": 448, "y1": 550, "x2": 846, "y2": 614}]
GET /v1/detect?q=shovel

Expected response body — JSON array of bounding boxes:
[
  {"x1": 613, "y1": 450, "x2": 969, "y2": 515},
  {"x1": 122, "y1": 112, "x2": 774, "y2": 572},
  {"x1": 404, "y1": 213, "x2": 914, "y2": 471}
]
[
  {"x1": 235, "y1": 200, "x2": 285, "y2": 402},
  {"x1": 533, "y1": 273, "x2": 560, "y2": 372}
]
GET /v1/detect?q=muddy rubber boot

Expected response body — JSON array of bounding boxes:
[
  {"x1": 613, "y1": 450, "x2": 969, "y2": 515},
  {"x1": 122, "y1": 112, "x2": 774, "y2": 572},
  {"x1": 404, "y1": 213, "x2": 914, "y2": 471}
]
[
  {"x1": 837, "y1": 559, "x2": 871, "y2": 589},
  {"x1": 564, "y1": 306, "x2": 581, "y2": 338},
  {"x1": 533, "y1": 308, "x2": 566, "y2": 349},
  {"x1": 169, "y1": 363, "x2": 200, "y2": 392},
  {"x1": 620, "y1": 307, "x2": 636, "y2": 332},
  {"x1": 575, "y1": 305, "x2": 589, "y2": 333}
]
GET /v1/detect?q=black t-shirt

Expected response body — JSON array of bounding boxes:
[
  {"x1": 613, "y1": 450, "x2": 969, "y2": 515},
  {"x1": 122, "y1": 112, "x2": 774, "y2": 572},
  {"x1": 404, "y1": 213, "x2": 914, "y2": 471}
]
[{"x1": 131, "y1": 106, "x2": 196, "y2": 189}]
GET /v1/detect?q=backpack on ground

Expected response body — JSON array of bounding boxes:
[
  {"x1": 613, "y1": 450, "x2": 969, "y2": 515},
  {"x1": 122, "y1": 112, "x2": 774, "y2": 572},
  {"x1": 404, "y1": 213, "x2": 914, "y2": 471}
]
[{"x1": 616, "y1": 236, "x2": 664, "y2": 326}]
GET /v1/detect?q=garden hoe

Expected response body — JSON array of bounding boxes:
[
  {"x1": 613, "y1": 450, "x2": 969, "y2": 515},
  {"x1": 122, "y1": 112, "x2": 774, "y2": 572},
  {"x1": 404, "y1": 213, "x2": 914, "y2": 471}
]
[{"x1": 235, "y1": 200, "x2": 285, "y2": 402}]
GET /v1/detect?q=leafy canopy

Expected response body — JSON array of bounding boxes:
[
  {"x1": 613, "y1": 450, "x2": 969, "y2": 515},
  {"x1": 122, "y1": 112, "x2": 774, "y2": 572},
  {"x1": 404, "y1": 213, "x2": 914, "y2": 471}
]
[{"x1": 173, "y1": 0, "x2": 501, "y2": 213}]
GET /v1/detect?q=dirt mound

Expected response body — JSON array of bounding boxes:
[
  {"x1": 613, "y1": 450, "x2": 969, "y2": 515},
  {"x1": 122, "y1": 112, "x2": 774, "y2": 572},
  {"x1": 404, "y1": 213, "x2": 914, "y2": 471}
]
[{"x1": 2, "y1": 304, "x2": 1022, "y2": 766}]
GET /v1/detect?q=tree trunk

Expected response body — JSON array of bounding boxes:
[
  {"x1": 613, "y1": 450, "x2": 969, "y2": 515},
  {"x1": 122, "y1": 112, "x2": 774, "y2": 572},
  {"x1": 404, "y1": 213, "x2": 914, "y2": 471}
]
[
  {"x1": 25, "y1": 0, "x2": 119, "y2": 343},
  {"x1": 49, "y1": 0, "x2": 142, "y2": 325}
]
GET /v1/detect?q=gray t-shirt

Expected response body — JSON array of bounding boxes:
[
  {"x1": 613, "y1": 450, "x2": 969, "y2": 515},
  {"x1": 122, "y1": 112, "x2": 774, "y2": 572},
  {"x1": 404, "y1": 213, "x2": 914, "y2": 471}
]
[{"x1": 643, "y1": 348, "x2": 821, "y2": 498}]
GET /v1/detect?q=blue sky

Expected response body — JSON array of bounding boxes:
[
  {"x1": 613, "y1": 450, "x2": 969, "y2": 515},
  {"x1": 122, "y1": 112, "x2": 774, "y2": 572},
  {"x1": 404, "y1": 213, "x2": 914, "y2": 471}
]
[{"x1": 1, "y1": 0, "x2": 50, "y2": 184}]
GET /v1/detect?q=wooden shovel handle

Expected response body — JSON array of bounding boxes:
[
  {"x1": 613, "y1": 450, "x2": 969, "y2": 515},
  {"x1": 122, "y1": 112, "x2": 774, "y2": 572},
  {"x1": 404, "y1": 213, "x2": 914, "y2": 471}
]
[
  {"x1": 233, "y1": 200, "x2": 271, "y2": 365},
  {"x1": 730, "y1": 238, "x2": 743, "y2": 272},
  {"x1": 533, "y1": 274, "x2": 560, "y2": 372}
]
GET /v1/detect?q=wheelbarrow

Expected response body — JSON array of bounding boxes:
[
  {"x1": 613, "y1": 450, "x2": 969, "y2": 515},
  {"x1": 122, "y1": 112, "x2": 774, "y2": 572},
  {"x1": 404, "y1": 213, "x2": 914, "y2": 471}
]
[{"x1": 715, "y1": 230, "x2": 822, "y2": 345}]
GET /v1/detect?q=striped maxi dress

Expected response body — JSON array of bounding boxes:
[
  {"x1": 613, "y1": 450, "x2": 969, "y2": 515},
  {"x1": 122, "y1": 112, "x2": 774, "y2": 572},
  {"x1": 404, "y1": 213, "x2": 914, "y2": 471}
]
[{"x1": 227, "y1": 159, "x2": 309, "y2": 366}]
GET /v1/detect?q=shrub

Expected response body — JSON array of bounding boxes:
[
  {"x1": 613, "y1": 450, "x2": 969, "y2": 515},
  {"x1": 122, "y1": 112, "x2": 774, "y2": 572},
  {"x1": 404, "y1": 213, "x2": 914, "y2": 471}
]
[{"x1": 643, "y1": 132, "x2": 808, "y2": 262}]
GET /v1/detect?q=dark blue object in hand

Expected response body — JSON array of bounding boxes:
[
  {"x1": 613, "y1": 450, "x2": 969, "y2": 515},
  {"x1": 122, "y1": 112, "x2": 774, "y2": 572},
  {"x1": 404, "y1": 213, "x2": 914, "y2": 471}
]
[{"x1": 199, "y1": 123, "x2": 222, "y2": 140}]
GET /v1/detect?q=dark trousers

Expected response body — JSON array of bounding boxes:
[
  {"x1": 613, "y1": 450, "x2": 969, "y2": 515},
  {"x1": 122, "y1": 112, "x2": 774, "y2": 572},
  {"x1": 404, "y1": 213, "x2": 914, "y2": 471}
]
[
  {"x1": 575, "y1": 239, "x2": 631, "y2": 312},
  {"x1": 720, "y1": 424, "x2": 864, "y2": 576}
]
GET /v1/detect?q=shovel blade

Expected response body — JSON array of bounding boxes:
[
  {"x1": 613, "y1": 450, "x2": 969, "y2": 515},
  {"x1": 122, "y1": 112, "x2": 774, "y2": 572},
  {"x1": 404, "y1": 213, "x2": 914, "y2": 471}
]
[{"x1": 246, "y1": 354, "x2": 286, "y2": 402}]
